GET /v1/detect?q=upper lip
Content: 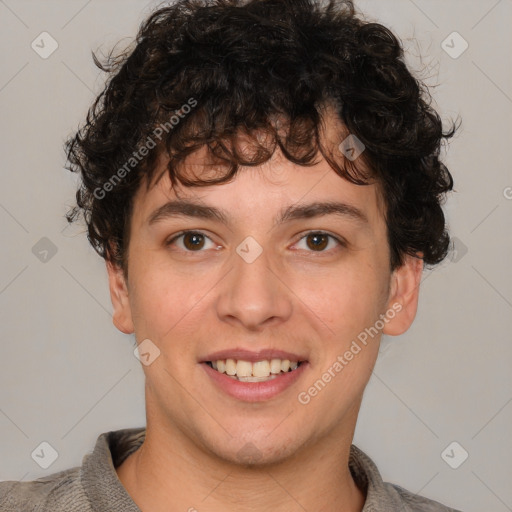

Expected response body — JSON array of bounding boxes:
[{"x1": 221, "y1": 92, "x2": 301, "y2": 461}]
[{"x1": 200, "y1": 348, "x2": 308, "y2": 363}]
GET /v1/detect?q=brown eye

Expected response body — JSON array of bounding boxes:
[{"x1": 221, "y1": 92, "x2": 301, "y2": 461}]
[
  {"x1": 166, "y1": 231, "x2": 217, "y2": 252},
  {"x1": 293, "y1": 232, "x2": 344, "y2": 253},
  {"x1": 305, "y1": 233, "x2": 329, "y2": 251},
  {"x1": 182, "y1": 232, "x2": 206, "y2": 250}
]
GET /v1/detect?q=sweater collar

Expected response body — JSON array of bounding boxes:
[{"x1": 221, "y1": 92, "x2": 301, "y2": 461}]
[{"x1": 81, "y1": 427, "x2": 145, "y2": 512}]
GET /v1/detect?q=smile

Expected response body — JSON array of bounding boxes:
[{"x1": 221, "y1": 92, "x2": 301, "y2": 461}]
[
  {"x1": 201, "y1": 355, "x2": 309, "y2": 402},
  {"x1": 205, "y1": 358, "x2": 303, "y2": 382}
]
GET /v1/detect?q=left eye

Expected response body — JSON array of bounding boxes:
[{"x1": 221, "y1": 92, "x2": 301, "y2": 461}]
[{"x1": 294, "y1": 232, "x2": 342, "y2": 252}]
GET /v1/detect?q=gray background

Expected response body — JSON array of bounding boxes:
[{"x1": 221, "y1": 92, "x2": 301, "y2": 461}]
[{"x1": 0, "y1": 1, "x2": 511, "y2": 510}]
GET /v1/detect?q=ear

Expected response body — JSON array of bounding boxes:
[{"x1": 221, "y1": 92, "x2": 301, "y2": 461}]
[
  {"x1": 382, "y1": 254, "x2": 423, "y2": 336},
  {"x1": 106, "y1": 261, "x2": 134, "y2": 334}
]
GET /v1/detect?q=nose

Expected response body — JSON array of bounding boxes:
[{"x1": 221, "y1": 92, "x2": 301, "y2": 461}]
[{"x1": 215, "y1": 245, "x2": 293, "y2": 331}]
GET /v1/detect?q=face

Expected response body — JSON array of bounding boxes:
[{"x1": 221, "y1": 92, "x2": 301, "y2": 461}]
[{"x1": 107, "y1": 137, "x2": 422, "y2": 466}]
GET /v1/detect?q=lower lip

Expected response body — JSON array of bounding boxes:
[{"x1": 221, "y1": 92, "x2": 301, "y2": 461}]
[{"x1": 201, "y1": 362, "x2": 308, "y2": 402}]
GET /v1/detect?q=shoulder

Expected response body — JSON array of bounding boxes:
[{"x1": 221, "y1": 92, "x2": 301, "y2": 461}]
[
  {"x1": 384, "y1": 481, "x2": 463, "y2": 511},
  {"x1": 0, "y1": 466, "x2": 92, "y2": 512},
  {"x1": 0, "y1": 427, "x2": 145, "y2": 512},
  {"x1": 349, "y1": 444, "x2": 463, "y2": 511}
]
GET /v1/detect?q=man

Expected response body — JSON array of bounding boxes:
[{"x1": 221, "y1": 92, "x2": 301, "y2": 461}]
[{"x1": 0, "y1": 0, "x2": 462, "y2": 510}]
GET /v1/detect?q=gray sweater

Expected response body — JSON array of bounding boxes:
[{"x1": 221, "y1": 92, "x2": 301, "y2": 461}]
[{"x1": 0, "y1": 427, "x2": 462, "y2": 511}]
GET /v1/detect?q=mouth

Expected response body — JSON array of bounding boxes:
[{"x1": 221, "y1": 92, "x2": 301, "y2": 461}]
[
  {"x1": 200, "y1": 350, "x2": 309, "y2": 401},
  {"x1": 203, "y1": 358, "x2": 305, "y2": 382}
]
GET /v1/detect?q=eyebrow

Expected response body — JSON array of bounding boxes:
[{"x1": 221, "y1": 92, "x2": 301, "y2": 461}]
[{"x1": 147, "y1": 199, "x2": 368, "y2": 226}]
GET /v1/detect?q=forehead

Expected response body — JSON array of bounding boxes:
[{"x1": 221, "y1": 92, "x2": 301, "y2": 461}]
[
  {"x1": 131, "y1": 144, "x2": 386, "y2": 233},
  {"x1": 132, "y1": 108, "x2": 386, "y2": 227}
]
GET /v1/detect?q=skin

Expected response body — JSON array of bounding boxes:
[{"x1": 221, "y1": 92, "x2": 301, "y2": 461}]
[{"x1": 108, "y1": 120, "x2": 423, "y2": 511}]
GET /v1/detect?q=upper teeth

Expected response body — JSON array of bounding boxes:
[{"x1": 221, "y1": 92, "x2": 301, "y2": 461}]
[{"x1": 211, "y1": 358, "x2": 299, "y2": 378}]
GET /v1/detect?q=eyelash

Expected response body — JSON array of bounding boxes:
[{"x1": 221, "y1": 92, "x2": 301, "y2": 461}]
[{"x1": 165, "y1": 230, "x2": 345, "y2": 254}]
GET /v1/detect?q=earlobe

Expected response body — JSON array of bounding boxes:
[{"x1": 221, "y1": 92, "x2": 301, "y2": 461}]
[
  {"x1": 106, "y1": 261, "x2": 135, "y2": 334},
  {"x1": 383, "y1": 254, "x2": 423, "y2": 336}
]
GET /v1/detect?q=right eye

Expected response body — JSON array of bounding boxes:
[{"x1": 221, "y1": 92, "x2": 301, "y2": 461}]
[{"x1": 165, "y1": 231, "x2": 220, "y2": 252}]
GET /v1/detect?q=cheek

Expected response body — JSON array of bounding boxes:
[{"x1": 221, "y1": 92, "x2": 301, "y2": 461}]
[
  {"x1": 128, "y1": 261, "x2": 215, "y2": 341},
  {"x1": 292, "y1": 260, "x2": 388, "y2": 334}
]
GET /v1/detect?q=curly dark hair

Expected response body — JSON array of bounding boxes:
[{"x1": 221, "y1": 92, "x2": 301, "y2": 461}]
[{"x1": 65, "y1": 0, "x2": 458, "y2": 275}]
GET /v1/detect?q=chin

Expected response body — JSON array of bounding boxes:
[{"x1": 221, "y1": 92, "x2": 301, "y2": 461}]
[
  {"x1": 195, "y1": 422, "x2": 306, "y2": 468},
  {"x1": 213, "y1": 438, "x2": 301, "y2": 468}
]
